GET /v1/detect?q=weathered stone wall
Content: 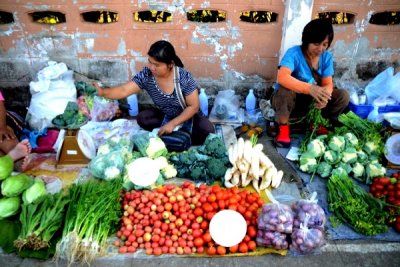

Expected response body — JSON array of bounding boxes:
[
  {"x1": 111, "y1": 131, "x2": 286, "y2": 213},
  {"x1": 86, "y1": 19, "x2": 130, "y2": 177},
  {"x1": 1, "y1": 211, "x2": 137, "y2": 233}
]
[{"x1": 0, "y1": 0, "x2": 399, "y2": 111}]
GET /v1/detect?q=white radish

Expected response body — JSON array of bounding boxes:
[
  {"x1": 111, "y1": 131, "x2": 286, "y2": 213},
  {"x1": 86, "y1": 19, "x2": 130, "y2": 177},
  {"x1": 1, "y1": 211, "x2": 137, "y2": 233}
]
[
  {"x1": 260, "y1": 167, "x2": 274, "y2": 190},
  {"x1": 237, "y1": 137, "x2": 245, "y2": 162},
  {"x1": 259, "y1": 152, "x2": 274, "y2": 169},
  {"x1": 231, "y1": 171, "x2": 240, "y2": 185},
  {"x1": 224, "y1": 167, "x2": 233, "y2": 182},
  {"x1": 251, "y1": 144, "x2": 264, "y2": 179},
  {"x1": 228, "y1": 144, "x2": 235, "y2": 165},
  {"x1": 269, "y1": 167, "x2": 279, "y2": 188},
  {"x1": 243, "y1": 139, "x2": 253, "y2": 163},
  {"x1": 272, "y1": 170, "x2": 284, "y2": 188},
  {"x1": 252, "y1": 177, "x2": 261, "y2": 193},
  {"x1": 224, "y1": 180, "x2": 235, "y2": 188}
]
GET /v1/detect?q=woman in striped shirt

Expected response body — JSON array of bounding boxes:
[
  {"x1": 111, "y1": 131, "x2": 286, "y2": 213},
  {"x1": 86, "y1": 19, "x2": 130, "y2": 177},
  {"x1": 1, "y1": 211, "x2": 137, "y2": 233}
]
[{"x1": 96, "y1": 40, "x2": 215, "y2": 151}]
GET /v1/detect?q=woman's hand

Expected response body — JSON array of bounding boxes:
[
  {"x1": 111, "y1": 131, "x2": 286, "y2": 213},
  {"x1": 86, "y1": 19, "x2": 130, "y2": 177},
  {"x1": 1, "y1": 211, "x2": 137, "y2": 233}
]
[
  {"x1": 0, "y1": 127, "x2": 16, "y2": 142},
  {"x1": 92, "y1": 82, "x2": 104, "y2": 96},
  {"x1": 310, "y1": 85, "x2": 331, "y2": 108},
  {"x1": 157, "y1": 122, "x2": 175, "y2": 136}
]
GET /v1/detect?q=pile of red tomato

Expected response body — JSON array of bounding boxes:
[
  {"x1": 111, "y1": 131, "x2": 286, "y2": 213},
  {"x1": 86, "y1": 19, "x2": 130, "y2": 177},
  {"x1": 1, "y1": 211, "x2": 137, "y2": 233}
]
[
  {"x1": 369, "y1": 172, "x2": 400, "y2": 233},
  {"x1": 115, "y1": 181, "x2": 263, "y2": 256}
]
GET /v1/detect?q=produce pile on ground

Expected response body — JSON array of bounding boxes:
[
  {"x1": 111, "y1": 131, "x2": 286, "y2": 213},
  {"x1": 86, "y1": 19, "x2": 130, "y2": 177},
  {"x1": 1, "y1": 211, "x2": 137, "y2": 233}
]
[{"x1": 115, "y1": 182, "x2": 263, "y2": 256}]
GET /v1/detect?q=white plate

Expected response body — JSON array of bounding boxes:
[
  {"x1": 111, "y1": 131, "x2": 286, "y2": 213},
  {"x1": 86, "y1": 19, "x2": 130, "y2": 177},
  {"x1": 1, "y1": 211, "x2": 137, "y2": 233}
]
[
  {"x1": 77, "y1": 129, "x2": 97, "y2": 159},
  {"x1": 385, "y1": 133, "x2": 400, "y2": 165},
  {"x1": 209, "y1": 210, "x2": 247, "y2": 247}
]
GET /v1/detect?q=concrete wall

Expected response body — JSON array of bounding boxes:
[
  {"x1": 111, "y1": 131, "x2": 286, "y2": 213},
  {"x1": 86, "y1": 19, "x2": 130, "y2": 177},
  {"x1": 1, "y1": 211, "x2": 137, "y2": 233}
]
[{"x1": 0, "y1": 0, "x2": 399, "y2": 112}]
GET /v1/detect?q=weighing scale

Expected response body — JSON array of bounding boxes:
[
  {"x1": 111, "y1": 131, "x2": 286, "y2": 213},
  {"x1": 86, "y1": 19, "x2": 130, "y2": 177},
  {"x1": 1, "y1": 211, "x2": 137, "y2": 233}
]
[{"x1": 56, "y1": 128, "x2": 96, "y2": 168}]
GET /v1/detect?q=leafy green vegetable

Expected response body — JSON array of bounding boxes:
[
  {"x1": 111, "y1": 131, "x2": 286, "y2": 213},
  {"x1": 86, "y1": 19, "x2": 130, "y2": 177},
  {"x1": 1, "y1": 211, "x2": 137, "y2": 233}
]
[
  {"x1": 328, "y1": 135, "x2": 345, "y2": 152},
  {"x1": 0, "y1": 219, "x2": 21, "y2": 253},
  {"x1": 0, "y1": 155, "x2": 13, "y2": 180},
  {"x1": 1, "y1": 174, "x2": 33, "y2": 197},
  {"x1": 316, "y1": 162, "x2": 332, "y2": 178},
  {"x1": 328, "y1": 173, "x2": 390, "y2": 236},
  {"x1": 341, "y1": 147, "x2": 358, "y2": 164},
  {"x1": 299, "y1": 152, "x2": 317, "y2": 173},
  {"x1": 323, "y1": 150, "x2": 340, "y2": 165},
  {"x1": 22, "y1": 179, "x2": 47, "y2": 204},
  {"x1": 0, "y1": 197, "x2": 21, "y2": 220},
  {"x1": 306, "y1": 139, "x2": 326, "y2": 158}
]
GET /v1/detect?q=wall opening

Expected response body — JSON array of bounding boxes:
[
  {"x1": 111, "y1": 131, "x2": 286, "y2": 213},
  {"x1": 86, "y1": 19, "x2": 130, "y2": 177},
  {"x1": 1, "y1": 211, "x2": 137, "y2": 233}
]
[
  {"x1": 369, "y1": 11, "x2": 400, "y2": 25},
  {"x1": 239, "y1": 11, "x2": 278, "y2": 23},
  {"x1": 133, "y1": 10, "x2": 172, "y2": 23},
  {"x1": 81, "y1": 11, "x2": 118, "y2": 23},
  {"x1": 186, "y1": 10, "x2": 226, "y2": 22},
  {"x1": 0, "y1": 11, "x2": 14, "y2": 24},
  {"x1": 316, "y1": 12, "x2": 355, "y2": 24},
  {"x1": 29, "y1": 11, "x2": 66, "y2": 24}
]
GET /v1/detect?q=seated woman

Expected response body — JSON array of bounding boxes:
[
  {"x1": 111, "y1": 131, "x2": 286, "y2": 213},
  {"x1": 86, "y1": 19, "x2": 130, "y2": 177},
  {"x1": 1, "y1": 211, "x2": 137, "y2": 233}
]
[
  {"x1": 95, "y1": 40, "x2": 215, "y2": 152},
  {"x1": 0, "y1": 92, "x2": 31, "y2": 171},
  {"x1": 271, "y1": 18, "x2": 349, "y2": 147}
]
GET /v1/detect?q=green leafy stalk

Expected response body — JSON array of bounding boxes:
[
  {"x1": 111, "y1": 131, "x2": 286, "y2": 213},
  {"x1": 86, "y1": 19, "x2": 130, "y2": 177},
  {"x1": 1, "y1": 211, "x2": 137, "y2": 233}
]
[{"x1": 327, "y1": 173, "x2": 390, "y2": 236}]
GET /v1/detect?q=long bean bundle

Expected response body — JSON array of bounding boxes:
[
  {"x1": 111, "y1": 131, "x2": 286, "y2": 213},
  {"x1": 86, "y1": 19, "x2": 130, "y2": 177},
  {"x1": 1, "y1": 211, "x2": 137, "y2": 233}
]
[{"x1": 56, "y1": 178, "x2": 122, "y2": 265}]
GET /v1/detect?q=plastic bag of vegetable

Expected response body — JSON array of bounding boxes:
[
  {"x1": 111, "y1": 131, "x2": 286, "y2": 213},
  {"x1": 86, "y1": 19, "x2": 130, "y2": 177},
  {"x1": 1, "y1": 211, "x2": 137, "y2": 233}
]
[
  {"x1": 289, "y1": 214, "x2": 325, "y2": 255},
  {"x1": 1, "y1": 173, "x2": 33, "y2": 197},
  {"x1": 0, "y1": 197, "x2": 21, "y2": 219},
  {"x1": 0, "y1": 155, "x2": 13, "y2": 180},
  {"x1": 256, "y1": 229, "x2": 289, "y2": 250},
  {"x1": 89, "y1": 150, "x2": 128, "y2": 180},
  {"x1": 97, "y1": 132, "x2": 134, "y2": 156},
  {"x1": 291, "y1": 192, "x2": 326, "y2": 230},
  {"x1": 258, "y1": 190, "x2": 294, "y2": 233}
]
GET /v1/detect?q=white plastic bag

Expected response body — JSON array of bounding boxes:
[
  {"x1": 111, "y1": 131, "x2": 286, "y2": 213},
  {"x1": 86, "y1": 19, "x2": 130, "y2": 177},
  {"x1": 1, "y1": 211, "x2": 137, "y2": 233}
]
[
  {"x1": 26, "y1": 62, "x2": 76, "y2": 131},
  {"x1": 365, "y1": 67, "x2": 394, "y2": 105}
]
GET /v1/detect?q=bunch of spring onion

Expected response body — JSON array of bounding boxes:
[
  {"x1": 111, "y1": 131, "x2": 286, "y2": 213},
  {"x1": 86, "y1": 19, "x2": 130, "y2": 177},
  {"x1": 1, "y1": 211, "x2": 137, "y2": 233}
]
[
  {"x1": 55, "y1": 178, "x2": 122, "y2": 265},
  {"x1": 14, "y1": 190, "x2": 69, "y2": 251}
]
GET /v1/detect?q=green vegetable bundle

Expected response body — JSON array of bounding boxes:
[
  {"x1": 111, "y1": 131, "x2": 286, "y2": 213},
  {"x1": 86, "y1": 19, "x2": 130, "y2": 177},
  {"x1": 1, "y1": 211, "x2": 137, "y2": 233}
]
[
  {"x1": 327, "y1": 173, "x2": 390, "y2": 236},
  {"x1": 56, "y1": 178, "x2": 122, "y2": 265}
]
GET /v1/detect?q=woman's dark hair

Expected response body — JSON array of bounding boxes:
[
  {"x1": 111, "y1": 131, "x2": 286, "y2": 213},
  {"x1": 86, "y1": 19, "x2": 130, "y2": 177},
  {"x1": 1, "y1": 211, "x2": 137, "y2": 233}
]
[
  {"x1": 147, "y1": 40, "x2": 184, "y2": 68},
  {"x1": 301, "y1": 18, "x2": 334, "y2": 50}
]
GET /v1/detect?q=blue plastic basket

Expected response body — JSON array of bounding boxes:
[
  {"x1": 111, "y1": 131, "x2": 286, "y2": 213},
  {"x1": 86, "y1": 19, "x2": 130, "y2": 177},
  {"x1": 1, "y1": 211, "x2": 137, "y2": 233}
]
[{"x1": 349, "y1": 102, "x2": 400, "y2": 119}]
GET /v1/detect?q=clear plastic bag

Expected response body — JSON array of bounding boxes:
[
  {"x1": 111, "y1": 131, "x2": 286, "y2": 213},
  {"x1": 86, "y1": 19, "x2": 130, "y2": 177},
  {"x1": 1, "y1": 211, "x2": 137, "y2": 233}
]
[
  {"x1": 290, "y1": 214, "x2": 325, "y2": 255},
  {"x1": 209, "y1": 90, "x2": 240, "y2": 121},
  {"x1": 291, "y1": 192, "x2": 326, "y2": 229},
  {"x1": 90, "y1": 96, "x2": 119, "y2": 121},
  {"x1": 258, "y1": 202, "x2": 294, "y2": 234},
  {"x1": 89, "y1": 150, "x2": 128, "y2": 180},
  {"x1": 256, "y1": 229, "x2": 289, "y2": 249}
]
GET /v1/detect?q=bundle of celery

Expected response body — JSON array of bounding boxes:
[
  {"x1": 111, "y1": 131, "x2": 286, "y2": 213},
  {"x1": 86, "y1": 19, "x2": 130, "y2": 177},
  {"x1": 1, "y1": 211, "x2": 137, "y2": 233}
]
[
  {"x1": 14, "y1": 191, "x2": 69, "y2": 251},
  {"x1": 56, "y1": 178, "x2": 122, "y2": 265}
]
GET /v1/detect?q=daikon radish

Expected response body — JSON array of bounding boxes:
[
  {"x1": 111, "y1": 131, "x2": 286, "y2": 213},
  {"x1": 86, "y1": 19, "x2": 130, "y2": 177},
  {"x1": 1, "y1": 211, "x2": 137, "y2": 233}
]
[
  {"x1": 237, "y1": 137, "x2": 245, "y2": 161},
  {"x1": 260, "y1": 167, "x2": 274, "y2": 190},
  {"x1": 272, "y1": 170, "x2": 284, "y2": 188},
  {"x1": 252, "y1": 177, "x2": 261, "y2": 192},
  {"x1": 224, "y1": 167, "x2": 233, "y2": 182},
  {"x1": 259, "y1": 152, "x2": 274, "y2": 169},
  {"x1": 251, "y1": 144, "x2": 264, "y2": 179},
  {"x1": 228, "y1": 144, "x2": 235, "y2": 165},
  {"x1": 243, "y1": 139, "x2": 253, "y2": 163},
  {"x1": 231, "y1": 171, "x2": 240, "y2": 185}
]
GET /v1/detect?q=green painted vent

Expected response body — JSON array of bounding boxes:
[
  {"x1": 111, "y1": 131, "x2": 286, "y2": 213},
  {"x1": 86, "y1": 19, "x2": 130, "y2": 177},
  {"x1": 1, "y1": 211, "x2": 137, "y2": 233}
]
[
  {"x1": 187, "y1": 10, "x2": 226, "y2": 22},
  {"x1": 316, "y1": 12, "x2": 355, "y2": 24},
  {"x1": 369, "y1": 11, "x2": 400, "y2": 25},
  {"x1": 134, "y1": 10, "x2": 172, "y2": 23},
  {"x1": 240, "y1": 11, "x2": 278, "y2": 23},
  {"x1": 82, "y1": 11, "x2": 118, "y2": 23},
  {"x1": 30, "y1": 11, "x2": 66, "y2": 24}
]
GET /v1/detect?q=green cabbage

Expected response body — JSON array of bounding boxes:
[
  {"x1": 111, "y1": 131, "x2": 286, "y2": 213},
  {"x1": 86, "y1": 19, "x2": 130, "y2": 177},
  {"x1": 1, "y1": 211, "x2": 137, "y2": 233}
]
[
  {"x1": 22, "y1": 178, "x2": 47, "y2": 204},
  {"x1": 1, "y1": 173, "x2": 33, "y2": 197},
  {"x1": 0, "y1": 197, "x2": 21, "y2": 219},
  {"x1": 0, "y1": 155, "x2": 13, "y2": 180}
]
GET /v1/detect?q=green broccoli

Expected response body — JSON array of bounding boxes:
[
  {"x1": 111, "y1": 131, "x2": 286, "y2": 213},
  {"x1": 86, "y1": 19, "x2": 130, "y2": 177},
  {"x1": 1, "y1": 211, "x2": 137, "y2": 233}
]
[
  {"x1": 201, "y1": 134, "x2": 227, "y2": 158},
  {"x1": 190, "y1": 166, "x2": 205, "y2": 180},
  {"x1": 206, "y1": 158, "x2": 227, "y2": 179}
]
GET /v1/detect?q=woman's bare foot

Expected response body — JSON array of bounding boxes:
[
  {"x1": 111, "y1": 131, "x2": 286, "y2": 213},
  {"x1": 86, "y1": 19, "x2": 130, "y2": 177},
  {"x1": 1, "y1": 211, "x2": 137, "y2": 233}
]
[{"x1": 8, "y1": 139, "x2": 32, "y2": 170}]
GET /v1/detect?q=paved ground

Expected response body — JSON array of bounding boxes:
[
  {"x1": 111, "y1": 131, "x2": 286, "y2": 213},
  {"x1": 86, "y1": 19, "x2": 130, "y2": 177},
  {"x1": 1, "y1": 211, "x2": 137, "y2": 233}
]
[{"x1": 1, "y1": 134, "x2": 400, "y2": 267}]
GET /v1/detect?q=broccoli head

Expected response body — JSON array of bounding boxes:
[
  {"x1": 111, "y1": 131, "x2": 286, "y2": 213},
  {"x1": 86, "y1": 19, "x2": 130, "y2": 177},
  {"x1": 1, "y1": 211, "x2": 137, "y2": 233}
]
[
  {"x1": 202, "y1": 133, "x2": 227, "y2": 158},
  {"x1": 206, "y1": 158, "x2": 227, "y2": 179}
]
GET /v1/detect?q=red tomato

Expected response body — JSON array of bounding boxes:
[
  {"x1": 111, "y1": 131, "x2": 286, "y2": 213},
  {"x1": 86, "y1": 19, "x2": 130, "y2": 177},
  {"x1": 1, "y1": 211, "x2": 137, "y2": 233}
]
[
  {"x1": 193, "y1": 237, "x2": 204, "y2": 248},
  {"x1": 229, "y1": 244, "x2": 238, "y2": 253},
  {"x1": 216, "y1": 245, "x2": 226, "y2": 255},
  {"x1": 247, "y1": 225, "x2": 257, "y2": 238},
  {"x1": 202, "y1": 232, "x2": 212, "y2": 243},
  {"x1": 247, "y1": 241, "x2": 257, "y2": 251},
  {"x1": 238, "y1": 242, "x2": 248, "y2": 253},
  {"x1": 207, "y1": 246, "x2": 216, "y2": 255}
]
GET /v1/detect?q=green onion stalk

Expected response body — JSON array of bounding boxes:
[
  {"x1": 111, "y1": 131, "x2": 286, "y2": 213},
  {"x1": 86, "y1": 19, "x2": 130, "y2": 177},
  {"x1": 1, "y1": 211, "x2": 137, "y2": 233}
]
[
  {"x1": 327, "y1": 173, "x2": 390, "y2": 236},
  {"x1": 55, "y1": 178, "x2": 122, "y2": 265},
  {"x1": 14, "y1": 190, "x2": 70, "y2": 251}
]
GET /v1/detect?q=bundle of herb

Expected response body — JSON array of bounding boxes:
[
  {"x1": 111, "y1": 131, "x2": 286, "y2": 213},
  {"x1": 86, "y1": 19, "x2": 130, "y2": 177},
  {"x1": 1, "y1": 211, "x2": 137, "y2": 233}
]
[
  {"x1": 14, "y1": 190, "x2": 69, "y2": 251},
  {"x1": 55, "y1": 178, "x2": 122, "y2": 265},
  {"x1": 327, "y1": 173, "x2": 390, "y2": 236}
]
